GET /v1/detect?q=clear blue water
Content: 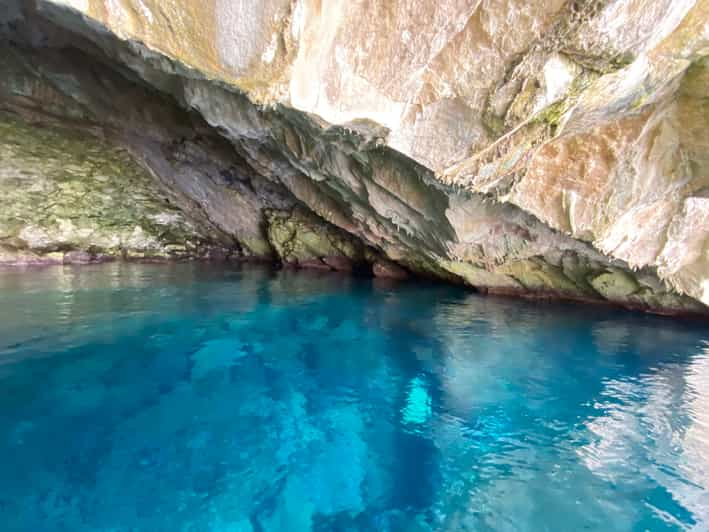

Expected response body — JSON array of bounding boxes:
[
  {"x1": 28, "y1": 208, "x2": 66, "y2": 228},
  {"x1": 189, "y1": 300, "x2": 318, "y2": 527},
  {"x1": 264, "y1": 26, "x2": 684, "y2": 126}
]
[{"x1": 0, "y1": 264, "x2": 708, "y2": 532}]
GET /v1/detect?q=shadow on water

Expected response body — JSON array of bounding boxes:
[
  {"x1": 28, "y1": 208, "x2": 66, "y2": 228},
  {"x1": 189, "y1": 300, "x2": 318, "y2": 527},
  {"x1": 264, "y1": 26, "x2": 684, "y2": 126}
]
[{"x1": 0, "y1": 263, "x2": 707, "y2": 531}]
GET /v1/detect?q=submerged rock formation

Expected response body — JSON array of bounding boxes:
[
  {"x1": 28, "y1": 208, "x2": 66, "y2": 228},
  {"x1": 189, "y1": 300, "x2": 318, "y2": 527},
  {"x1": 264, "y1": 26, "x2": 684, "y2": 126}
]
[{"x1": 0, "y1": 0, "x2": 707, "y2": 315}]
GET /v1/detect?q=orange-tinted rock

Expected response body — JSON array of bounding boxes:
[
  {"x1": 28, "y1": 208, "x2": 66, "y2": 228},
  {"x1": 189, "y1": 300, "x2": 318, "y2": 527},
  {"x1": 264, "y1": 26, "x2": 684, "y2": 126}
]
[{"x1": 1, "y1": 0, "x2": 706, "y2": 315}]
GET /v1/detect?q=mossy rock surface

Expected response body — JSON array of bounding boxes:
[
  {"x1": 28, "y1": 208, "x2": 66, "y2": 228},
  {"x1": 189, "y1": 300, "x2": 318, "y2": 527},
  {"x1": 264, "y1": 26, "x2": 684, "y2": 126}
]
[
  {"x1": 265, "y1": 208, "x2": 364, "y2": 265},
  {"x1": 0, "y1": 114, "x2": 228, "y2": 262},
  {"x1": 589, "y1": 270, "x2": 640, "y2": 300}
]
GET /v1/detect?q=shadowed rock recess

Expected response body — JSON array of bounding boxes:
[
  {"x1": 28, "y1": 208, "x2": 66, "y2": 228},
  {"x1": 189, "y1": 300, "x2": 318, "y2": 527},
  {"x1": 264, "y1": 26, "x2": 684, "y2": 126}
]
[{"x1": 0, "y1": 0, "x2": 707, "y2": 315}]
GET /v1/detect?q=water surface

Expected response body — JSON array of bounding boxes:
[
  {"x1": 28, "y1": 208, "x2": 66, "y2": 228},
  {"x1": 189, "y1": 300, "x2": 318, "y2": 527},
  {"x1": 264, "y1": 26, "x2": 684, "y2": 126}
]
[{"x1": 0, "y1": 263, "x2": 707, "y2": 531}]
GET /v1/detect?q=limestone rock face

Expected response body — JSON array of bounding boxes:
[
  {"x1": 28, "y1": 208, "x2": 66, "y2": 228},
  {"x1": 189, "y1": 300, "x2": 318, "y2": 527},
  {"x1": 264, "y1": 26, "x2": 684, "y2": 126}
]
[
  {"x1": 0, "y1": 113, "x2": 233, "y2": 263},
  {"x1": 1, "y1": 0, "x2": 707, "y2": 314}
]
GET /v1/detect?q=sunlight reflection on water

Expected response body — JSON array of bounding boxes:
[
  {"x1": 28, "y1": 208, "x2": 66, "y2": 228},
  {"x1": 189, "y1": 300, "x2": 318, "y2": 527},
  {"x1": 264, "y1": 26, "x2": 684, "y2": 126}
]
[{"x1": 0, "y1": 263, "x2": 707, "y2": 531}]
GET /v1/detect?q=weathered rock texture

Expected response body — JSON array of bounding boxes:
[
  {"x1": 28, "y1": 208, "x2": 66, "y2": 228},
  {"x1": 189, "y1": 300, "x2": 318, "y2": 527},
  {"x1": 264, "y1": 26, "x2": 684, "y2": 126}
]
[
  {"x1": 0, "y1": 113, "x2": 236, "y2": 264},
  {"x1": 0, "y1": 0, "x2": 707, "y2": 315}
]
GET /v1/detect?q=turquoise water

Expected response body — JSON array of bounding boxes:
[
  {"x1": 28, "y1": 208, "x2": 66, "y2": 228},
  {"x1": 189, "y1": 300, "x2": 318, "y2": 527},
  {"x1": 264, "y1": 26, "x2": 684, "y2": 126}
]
[{"x1": 0, "y1": 264, "x2": 707, "y2": 532}]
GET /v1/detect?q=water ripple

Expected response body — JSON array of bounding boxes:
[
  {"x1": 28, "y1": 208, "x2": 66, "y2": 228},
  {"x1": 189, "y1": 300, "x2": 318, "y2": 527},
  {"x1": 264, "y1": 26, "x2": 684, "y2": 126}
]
[{"x1": 0, "y1": 263, "x2": 707, "y2": 531}]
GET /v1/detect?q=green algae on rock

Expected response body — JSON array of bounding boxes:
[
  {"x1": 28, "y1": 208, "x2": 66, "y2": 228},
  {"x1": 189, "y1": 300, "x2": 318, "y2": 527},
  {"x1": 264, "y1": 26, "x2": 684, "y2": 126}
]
[
  {"x1": 0, "y1": 114, "x2": 230, "y2": 263},
  {"x1": 265, "y1": 207, "x2": 365, "y2": 270}
]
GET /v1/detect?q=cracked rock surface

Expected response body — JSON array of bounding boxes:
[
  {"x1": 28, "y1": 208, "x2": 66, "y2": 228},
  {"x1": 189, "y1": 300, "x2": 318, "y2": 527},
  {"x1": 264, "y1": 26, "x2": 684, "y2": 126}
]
[
  {"x1": 0, "y1": 0, "x2": 707, "y2": 315},
  {"x1": 0, "y1": 114, "x2": 235, "y2": 264}
]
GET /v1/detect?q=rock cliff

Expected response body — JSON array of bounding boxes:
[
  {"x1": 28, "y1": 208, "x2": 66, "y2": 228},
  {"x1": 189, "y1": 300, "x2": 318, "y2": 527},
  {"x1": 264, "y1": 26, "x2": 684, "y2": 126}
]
[{"x1": 0, "y1": 0, "x2": 707, "y2": 315}]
